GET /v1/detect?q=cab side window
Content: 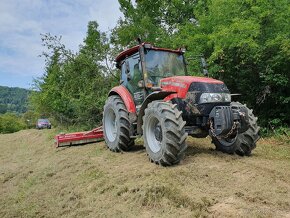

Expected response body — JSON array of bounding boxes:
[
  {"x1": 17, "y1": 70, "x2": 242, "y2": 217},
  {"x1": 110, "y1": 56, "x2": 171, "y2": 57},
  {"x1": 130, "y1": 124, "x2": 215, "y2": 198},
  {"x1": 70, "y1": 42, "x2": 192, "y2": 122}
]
[
  {"x1": 127, "y1": 56, "x2": 142, "y2": 94},
  {"x1": 121, "y1": 55, "x2": 142, "y2": 86},
  {"x1": 129, "y1": 58, "x2": 142, "y2": 85}
]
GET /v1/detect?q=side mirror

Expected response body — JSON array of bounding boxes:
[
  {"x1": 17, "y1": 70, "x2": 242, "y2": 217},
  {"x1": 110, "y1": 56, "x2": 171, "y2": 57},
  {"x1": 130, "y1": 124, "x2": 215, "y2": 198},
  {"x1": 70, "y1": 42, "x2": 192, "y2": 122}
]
[
  {"x1": 200, "y1": 57, "x2": 209, "y2": 77},
  {"x1": 200, "y1": 57, "x2": 207, "y2": 67}
]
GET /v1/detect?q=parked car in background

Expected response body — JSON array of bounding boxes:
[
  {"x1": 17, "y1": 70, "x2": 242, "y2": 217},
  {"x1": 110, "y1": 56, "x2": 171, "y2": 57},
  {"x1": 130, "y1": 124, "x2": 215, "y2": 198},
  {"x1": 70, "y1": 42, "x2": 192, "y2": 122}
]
[{"x1": 36, "y1": 119, "x2": 51, "y2": 129}]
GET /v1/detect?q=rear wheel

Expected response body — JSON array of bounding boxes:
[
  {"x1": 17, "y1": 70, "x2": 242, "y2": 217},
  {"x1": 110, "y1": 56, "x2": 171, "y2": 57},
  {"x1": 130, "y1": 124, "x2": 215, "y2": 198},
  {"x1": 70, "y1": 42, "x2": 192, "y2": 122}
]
[
  {"x1": 143, "y1": 101, "x2": 188, "y2": 166},
  {"x1": 212, "y1": 102, "x2": 260, "y2": 156},
  {"x1": 103, "y1": 95, "x2": 134, "y2": 152}
]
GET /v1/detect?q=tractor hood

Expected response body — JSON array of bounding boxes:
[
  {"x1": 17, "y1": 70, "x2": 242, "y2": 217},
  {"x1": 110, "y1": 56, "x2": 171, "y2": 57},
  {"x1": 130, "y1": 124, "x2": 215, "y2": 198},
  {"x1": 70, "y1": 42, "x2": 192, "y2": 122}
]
[{"x1": 160, "y1": 76, "x2": 224, "y2": 99}]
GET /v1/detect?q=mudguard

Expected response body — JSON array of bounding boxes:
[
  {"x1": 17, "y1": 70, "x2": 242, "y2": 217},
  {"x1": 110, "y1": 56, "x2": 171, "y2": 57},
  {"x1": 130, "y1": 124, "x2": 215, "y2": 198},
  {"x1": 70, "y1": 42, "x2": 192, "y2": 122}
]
[
  {"x1": 137, "y1": 91, "x2": 175, "y2": 134},
  {"x1": 109, "y1": 85, "x2": 136, "y2": 113}
]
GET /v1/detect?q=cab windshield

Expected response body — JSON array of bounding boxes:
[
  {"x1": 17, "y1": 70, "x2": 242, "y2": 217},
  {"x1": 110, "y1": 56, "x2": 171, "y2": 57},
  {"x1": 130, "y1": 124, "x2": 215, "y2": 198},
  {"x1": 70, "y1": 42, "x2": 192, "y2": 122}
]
[{"x1": 144, "y1": 49, "x2": 186, "y2": 85}]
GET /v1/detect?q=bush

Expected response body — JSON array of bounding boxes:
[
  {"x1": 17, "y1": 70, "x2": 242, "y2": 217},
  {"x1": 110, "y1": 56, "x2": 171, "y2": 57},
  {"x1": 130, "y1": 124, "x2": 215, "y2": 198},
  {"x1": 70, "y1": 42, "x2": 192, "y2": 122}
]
[{"x1": 0, "y1": 113, "x2": 27, "y2": 134}]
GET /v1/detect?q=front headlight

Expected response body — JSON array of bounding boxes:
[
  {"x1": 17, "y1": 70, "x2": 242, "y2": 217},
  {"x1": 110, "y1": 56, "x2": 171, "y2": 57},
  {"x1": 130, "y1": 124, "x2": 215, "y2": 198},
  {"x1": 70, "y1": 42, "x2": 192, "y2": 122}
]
[{"x1": 199, "y1": 93, "x2": 231, "y2": 104}]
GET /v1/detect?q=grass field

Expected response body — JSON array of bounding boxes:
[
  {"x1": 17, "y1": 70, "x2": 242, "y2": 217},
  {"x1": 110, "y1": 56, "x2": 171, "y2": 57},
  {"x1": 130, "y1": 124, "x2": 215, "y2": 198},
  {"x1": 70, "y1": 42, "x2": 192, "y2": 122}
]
[{"x1": 0, "y1": 129, "x2": 290, "y2": 217}]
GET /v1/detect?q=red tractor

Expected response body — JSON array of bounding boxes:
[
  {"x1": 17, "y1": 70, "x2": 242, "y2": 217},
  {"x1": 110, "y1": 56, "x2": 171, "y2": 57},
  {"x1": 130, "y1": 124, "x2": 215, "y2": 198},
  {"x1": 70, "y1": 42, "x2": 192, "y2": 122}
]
[{"x1": 103, "y1": 42, "x2": 260, "y2": 166}]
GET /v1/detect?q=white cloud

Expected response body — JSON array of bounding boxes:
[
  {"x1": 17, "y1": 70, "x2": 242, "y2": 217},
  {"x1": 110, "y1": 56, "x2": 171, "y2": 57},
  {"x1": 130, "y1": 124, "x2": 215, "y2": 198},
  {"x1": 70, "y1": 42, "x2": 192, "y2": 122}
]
[{"x1": 0, "y1": 0, "x2": 123, "y2": 88}]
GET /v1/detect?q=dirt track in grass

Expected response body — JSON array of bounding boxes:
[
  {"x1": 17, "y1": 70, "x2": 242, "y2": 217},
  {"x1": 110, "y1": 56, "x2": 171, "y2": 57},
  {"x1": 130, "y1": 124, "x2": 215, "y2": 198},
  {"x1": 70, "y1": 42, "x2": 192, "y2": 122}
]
[{"x1": 0, "y1": 129, "x2": 290, "y2": 217}]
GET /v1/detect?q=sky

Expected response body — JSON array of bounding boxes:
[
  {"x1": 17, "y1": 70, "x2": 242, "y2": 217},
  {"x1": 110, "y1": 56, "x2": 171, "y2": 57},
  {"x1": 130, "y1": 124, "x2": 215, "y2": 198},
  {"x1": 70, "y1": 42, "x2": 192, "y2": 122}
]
[{"x1": 0, "y1": 0, "x2": 123, "y2": 89}]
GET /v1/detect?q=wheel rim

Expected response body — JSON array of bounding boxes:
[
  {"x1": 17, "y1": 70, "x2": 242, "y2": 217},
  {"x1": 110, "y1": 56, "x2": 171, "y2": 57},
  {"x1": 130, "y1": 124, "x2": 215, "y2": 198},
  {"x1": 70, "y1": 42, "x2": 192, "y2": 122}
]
[
  {"x1": 104, "y1": 108, "x2": 117, "y2": 142},
  {"x1": 146, "y1": 116, "x2": 162, "y2": 153}
]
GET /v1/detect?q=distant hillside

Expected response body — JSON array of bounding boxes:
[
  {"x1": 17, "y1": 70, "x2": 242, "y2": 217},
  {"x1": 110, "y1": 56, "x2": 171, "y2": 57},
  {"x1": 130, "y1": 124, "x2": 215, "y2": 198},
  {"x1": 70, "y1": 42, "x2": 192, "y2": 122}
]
[{"x1": 0, "y1": 86, "x2": 31, "y2": 114}]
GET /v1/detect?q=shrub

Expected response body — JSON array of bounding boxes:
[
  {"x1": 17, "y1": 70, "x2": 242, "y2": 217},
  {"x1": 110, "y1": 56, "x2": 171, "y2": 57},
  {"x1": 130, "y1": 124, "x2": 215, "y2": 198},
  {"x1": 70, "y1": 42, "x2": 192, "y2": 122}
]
[{"x1": 0, "y1": 113, "x2": 27, "y2": 134}]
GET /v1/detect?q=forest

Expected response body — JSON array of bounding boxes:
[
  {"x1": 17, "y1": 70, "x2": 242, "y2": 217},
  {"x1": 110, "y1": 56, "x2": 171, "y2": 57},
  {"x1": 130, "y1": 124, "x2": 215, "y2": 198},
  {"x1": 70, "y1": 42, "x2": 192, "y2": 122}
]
[
  {"x1": 0, "y1": 86, "x2": 30, "y2": 133},
  {"x1": 0, "y1": 86, "x2": 30, "y2": 114},
  {"x1": 12, "y1": 0, "x2": 290, "y2": 132}
]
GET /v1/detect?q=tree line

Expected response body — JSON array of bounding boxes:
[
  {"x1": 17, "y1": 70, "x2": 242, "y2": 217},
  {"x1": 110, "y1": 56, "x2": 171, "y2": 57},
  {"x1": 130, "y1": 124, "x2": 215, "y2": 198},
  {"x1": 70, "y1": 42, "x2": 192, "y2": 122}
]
[
  {"x1": 0, "y1": 86, "x2": 30, "y2": 114},
  {"x1": 30, "y1": 0, "x2": 289, "y2": 131}
]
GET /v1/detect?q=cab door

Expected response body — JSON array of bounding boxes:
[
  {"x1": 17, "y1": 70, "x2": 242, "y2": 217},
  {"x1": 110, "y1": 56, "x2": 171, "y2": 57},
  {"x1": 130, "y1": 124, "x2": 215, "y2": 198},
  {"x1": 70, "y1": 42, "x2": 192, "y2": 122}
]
[{"x1": 121, "y1": 54, "x2": 145, "y2": 106}]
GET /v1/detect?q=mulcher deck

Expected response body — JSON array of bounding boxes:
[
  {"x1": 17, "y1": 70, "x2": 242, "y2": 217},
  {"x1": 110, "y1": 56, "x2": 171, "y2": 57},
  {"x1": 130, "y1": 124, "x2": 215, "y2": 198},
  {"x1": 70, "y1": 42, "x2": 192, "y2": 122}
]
[{"x1": 55, "y1": 126, "x2": 104, "y2": 147}]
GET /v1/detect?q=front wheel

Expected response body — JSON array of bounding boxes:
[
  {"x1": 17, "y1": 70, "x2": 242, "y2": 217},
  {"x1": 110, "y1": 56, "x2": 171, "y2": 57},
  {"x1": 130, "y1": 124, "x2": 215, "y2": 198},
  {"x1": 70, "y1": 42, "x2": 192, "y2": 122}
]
[
  {"x1": 143, "y1": 101, "x2": 188, "y2": 166},
  {"x1": 212, "y1": 102, "x2": 260, "y2": 156}
]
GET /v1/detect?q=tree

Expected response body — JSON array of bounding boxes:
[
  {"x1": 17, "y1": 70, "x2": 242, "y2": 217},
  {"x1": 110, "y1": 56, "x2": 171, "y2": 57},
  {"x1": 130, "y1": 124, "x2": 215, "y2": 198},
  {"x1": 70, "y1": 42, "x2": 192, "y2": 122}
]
[{"x1": 31, "y1": 21, "x2": 118, "y2": 128}]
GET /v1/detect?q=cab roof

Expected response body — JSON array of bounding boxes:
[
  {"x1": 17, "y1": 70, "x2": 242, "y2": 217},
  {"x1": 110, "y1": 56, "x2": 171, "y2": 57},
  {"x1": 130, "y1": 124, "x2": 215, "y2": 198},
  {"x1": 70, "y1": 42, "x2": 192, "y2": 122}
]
[{"x1": 115, "y1": 43, "x2": 183, "y2": 63}]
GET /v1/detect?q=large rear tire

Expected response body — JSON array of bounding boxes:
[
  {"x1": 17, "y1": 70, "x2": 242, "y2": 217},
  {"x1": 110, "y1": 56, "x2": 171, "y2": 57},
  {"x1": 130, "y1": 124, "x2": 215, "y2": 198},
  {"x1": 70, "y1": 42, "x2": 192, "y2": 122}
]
[
  {"x1": 103, "y1": 95, "x2": 134, "y2": 152},
  {"x1": 212, "y1": 102, "x2": 260, "y2": 156},
  {"x1": 143, "y1": 101, "x2": 188, "y2": 166}
]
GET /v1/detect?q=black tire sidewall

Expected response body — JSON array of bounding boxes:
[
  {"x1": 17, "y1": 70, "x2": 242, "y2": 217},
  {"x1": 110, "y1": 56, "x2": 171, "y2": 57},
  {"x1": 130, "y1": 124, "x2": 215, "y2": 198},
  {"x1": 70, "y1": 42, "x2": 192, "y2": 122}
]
[
  {"x1": 213, "y1": 136, "x2": 239, "y2": 154},
  {"x1": 143, "y1": 101, "x2": 187, "y2": 165}
]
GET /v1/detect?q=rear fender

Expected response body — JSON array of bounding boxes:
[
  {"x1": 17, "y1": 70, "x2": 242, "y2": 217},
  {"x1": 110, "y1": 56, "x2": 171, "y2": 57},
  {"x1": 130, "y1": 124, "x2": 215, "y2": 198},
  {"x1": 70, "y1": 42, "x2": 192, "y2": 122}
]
[
  {"x1": 109, "y1": 86, "x2": 136, "y2": 113},
  {"x1": 137, "y1": 91, "x2": 175, "y2": 134},
  {"x1": 109, "y1": 86, "x2": 138, "y2": 127}
]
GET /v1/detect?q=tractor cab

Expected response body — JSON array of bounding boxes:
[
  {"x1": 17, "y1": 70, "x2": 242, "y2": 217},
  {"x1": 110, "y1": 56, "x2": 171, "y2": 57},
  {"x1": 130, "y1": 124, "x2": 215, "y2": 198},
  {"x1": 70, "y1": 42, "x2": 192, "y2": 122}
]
[{"x1": 115, "y1": 43, "x2": 186, "y2": 105}]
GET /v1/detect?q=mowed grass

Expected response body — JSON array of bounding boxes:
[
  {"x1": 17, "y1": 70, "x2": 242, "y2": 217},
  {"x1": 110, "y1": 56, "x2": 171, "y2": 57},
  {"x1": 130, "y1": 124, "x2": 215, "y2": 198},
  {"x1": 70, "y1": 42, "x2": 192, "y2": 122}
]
[{"x1": 0, "y1": 129, "x2": 289, "y2": 217}]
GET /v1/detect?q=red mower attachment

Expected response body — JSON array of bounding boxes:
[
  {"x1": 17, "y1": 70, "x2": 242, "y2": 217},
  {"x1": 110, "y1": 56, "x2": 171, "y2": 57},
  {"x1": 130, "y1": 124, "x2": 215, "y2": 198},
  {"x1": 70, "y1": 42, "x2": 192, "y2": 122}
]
[{"x1": 55, "y1": 126, "x2": 104, "y2": 147}]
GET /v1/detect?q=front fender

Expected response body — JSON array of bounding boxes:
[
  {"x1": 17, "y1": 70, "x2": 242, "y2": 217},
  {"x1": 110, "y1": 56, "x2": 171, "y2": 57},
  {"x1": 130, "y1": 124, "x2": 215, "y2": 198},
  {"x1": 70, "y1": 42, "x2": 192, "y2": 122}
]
[{"x1": 137, "y1": 91, "x2": 175, "y2": 134}]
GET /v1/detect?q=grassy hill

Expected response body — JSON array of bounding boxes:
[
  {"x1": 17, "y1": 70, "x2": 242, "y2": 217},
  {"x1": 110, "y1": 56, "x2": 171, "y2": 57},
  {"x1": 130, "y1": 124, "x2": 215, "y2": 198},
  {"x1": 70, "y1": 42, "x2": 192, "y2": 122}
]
[
  {"x1": 0, "y1": 86, "x2": 31, "y2": 114},
  {"x1": 0, "y1": 129, "x2": 289, "y2": 217}
]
